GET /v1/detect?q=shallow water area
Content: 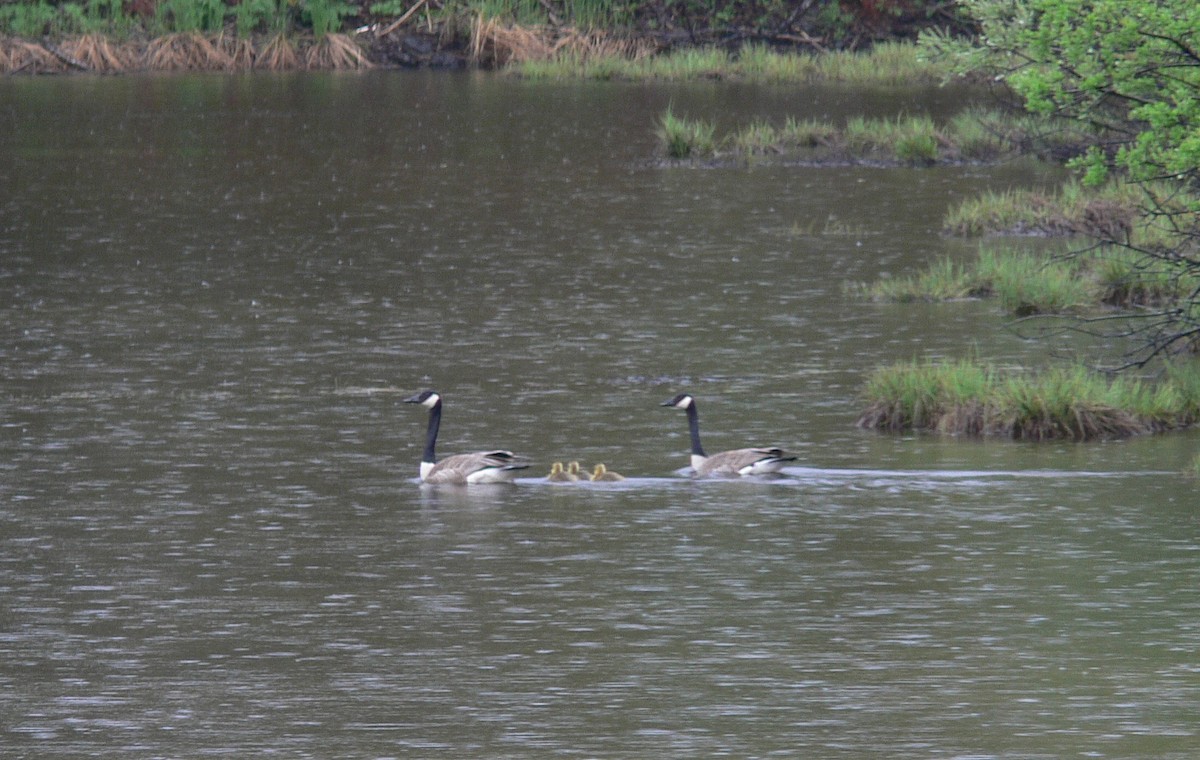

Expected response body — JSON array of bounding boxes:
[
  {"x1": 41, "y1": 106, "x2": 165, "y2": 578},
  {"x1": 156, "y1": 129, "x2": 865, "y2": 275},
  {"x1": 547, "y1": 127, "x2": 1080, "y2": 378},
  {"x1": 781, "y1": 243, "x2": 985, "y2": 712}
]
[{"x1": 1, "y1": 71, "x2": 1198, "y2": 758}]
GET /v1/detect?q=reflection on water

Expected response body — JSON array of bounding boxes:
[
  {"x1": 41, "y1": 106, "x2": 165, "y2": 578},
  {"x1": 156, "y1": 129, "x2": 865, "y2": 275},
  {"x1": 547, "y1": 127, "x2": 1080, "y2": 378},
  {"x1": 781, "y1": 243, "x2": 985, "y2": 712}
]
[{"x1": 1, "y1": 72, "x2": 1197, "y2": 758}]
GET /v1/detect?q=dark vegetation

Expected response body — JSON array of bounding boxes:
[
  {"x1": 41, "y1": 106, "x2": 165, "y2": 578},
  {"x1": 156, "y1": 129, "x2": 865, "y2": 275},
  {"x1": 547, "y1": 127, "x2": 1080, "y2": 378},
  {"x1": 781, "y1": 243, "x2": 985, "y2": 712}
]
[{"x1": 0, "y1": 0, "x2": 973, "y2": 72}]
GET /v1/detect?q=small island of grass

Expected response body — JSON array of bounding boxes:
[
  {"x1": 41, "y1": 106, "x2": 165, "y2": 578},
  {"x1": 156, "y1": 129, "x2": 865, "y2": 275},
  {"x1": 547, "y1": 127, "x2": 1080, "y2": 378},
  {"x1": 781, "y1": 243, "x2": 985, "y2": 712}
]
[{"x1": 858, "y1": 359, "x2": 1200, "y2": 441}]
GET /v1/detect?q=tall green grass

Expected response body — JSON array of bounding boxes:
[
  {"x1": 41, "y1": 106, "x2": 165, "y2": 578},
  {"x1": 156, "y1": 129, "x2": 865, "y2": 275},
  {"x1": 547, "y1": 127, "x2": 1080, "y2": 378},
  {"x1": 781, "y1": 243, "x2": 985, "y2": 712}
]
[
  {"x1": 514, "y1": 40, "x2": 947, "y2": 85},
  {"x1": 658, "y1": 106, "x2": 716, "y2": 159},
  {"x1": 0, "y1": 0, "x2": 351, "y2": 38},
  {"x1": 657, "y1": 107, "x2": 1060, "y2": 163},
  {"x1": 944, "y1": 180, "x2": 1144, "y2": 238},
  {"x1": 858, "y1": 359, "x2": 1200, "y2": 440},
  {"x1": 658, "y1": 109, "x2": 1037, "y2": 164},
  {"x1": 867, "y1": 242, "x2": 1200, "y2": 316}
]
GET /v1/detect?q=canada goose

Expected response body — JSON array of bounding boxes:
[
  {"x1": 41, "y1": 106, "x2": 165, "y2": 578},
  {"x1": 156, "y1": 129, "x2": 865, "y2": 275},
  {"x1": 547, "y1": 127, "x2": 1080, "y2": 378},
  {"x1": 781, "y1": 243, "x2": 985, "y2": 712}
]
[
  {"x1": 660, "y1": 393, "x2": 797, "y2": 477},
  {"x1": 547, "y1": 462, "x2": 577, "y2": 482},
  {"x1": 567, "y1": 461, "x2": 585, "y2": 480},
  {"x1": 403, "y1": 390, "x2": 529, "y2": 484},
  {"x1": 590, "y1": 463, "x2": 625, "y2": 481}
]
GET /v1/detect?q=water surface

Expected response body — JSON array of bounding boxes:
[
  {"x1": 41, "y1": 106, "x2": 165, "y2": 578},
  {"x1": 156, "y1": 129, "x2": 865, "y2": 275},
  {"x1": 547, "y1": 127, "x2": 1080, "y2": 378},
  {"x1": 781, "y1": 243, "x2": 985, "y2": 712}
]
[{"x1": 1, "y1": 71, "x2": 1197, "y2": 758}]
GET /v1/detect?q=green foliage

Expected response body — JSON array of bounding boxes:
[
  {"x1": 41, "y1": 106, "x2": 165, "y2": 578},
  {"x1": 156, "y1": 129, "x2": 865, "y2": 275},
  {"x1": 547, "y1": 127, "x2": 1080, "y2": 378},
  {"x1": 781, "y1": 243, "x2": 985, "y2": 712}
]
[
  {"x1": 155, "y1": 0, "x2": 228, "y2": 32},
  {"x1": 923, "y1": 0, "x2": 1200, "y2": 189},
  {"x1": 0, "y1": 1, "x2": 60, "y2": 36},
  {"x1": 235, "y1": 0, "x2": 281, "y2": 37},
  {"x1": 302, "y1": 0, "x2": 356, "y2": 37}
]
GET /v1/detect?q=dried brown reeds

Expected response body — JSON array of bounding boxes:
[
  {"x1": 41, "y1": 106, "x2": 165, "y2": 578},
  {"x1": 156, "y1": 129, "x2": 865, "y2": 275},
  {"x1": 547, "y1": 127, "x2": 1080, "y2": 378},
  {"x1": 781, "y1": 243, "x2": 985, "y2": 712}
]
[
  {"x1": 1, "y1": 38, "x2": 66, "y2": 74},
  {"x1": 469, "y1": 16, "x2": 551, "y2": 66},
  {"x1": 468, "y1": 15, "x2": 645, "y2": 67},
  {"x1": 216, "y1": 34, "x2": 257, "y2": 70},
  {"x1": 303, "y1": 34, "x2": 372, "y2": 70},
  {"x1": 144, "y1": 32, "x2": 235, "y2": 71},
  {"x1": 257, "y1": 32, "x2": 298, "y2": 71},
  {"x1": 60, "y1": 34, "x2": 138, "y2": 73},
  {"x1": 553, "y1": 27, "x2": 651, "y2": 61}
]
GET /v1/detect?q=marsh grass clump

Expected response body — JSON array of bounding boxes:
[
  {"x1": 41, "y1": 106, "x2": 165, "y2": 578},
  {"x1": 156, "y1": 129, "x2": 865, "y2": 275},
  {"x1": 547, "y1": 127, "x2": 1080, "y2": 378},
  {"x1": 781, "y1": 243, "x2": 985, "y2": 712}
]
[
  {"x1": 975, "y1": 247, "x2": 1093, "y2": 315},
  {"x1": 866, "y1": 241, "x2": 1200, "y2": 316},
  {"x1": 866, "y1": 245, "x2": 1093, "y2": 314},
  {"x1": 658, "y1": 107, "x2": 716, "y2": 159},
  {"x1": 729, "y1": 119, "x2": 782, "y2": 155},
  {"x1": 658, "y1": 109, "x2": 1024, "y2": 164},
  {"x1": 780, "y1": 116, "x2": 839, "y2": 149},
  {"x1": 944, "y1": 181, "x2": 1142, "y2": 239},
  {"x1": 866, "y1": 258, "x2": 980, "y2": 303},
  {"x1": 858, "y1": 359, "x2": 1200, "y2": 440}
]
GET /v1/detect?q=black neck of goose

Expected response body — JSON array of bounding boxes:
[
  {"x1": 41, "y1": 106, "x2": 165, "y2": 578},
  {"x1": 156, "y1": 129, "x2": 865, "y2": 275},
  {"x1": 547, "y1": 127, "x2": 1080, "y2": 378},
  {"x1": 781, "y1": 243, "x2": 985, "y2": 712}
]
[
  {"x1": 423, "y1": 399, "x2": 442, "y2": 464},
  {"x1": 686, "y1": 403, "x2": 707, "y2": 458}
]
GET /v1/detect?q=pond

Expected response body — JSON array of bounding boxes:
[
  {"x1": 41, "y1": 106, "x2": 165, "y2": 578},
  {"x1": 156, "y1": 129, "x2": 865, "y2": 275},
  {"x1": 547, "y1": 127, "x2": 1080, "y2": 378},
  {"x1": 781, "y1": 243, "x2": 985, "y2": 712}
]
[{"x1": 1, "y1": 71, "x2": 1197, "y2": 758}]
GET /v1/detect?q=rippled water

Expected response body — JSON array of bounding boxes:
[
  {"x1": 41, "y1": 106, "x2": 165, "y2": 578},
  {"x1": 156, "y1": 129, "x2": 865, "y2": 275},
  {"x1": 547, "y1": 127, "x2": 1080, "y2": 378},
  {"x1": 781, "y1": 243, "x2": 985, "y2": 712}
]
[{"x1": 1, "y1": 72, "x2": 1197, "y2": 758}]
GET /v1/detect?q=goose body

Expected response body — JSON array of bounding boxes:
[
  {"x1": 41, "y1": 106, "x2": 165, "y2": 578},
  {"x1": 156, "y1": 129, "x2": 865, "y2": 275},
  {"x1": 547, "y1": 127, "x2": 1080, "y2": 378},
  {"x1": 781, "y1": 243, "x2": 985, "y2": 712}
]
[
  {"x1": 547, "y1": 462, "x2": 578, "y2": 482},
  {"x1": 661, "y1": 393, "x2": 797, "y2": 477},
  {"x1": 567, "y1": 461, "x2": 585, "y2": 480},
  {"x1": 404, "y1": 390, "x2": 529, "y2": 484},
  {"x1": 589, "y1": 463, "x2": 625, "y2": 481}
]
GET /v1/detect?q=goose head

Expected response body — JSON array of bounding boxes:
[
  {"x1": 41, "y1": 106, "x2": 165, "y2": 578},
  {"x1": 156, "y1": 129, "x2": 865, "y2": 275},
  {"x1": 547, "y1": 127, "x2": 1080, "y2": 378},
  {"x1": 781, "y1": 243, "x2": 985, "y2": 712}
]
[
  {"x1": 404, "y1": 390, "x2": 442, "y2": 409},
  {"x1": 660, "y1": 393, "x2": 695, "y2": 410}
]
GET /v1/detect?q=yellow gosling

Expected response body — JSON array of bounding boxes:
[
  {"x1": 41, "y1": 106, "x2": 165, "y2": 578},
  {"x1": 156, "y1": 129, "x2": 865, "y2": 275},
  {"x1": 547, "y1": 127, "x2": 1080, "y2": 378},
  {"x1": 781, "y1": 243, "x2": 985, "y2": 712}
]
[
  {"x1": 567, "y1": 461, "x2": 585, "y2": 480},
  {"x1": 590, "y1": 463, "x2": 625, "y2": 481},
  {"x1": 547, "y1": 462, "x2": 576, "y2": 482}
]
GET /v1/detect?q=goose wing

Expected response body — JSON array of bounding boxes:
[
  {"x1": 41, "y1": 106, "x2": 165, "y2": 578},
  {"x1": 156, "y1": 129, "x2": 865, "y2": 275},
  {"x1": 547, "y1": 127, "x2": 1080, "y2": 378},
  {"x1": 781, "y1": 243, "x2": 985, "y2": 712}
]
[
  {"x1": 696, "y1": 447, "x2": 797, "y2": 477},
  {"x1": 425, "y1": 450, "x2": 530, "y2": 484}
]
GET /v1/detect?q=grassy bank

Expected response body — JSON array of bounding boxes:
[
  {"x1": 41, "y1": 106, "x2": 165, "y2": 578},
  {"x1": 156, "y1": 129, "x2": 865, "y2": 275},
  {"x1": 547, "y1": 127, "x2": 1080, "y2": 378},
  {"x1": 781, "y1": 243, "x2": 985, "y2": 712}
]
[
  {"x1": 858, "y1": 358, "x2": 1200, "y2": 440},
  {"x1": 510, "y1": 40, "x2": 949, "y2": 85}
]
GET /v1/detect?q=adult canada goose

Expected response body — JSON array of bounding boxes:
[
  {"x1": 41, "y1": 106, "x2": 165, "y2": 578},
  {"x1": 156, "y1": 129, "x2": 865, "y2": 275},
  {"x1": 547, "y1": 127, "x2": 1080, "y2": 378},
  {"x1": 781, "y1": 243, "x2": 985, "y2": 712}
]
[
  {"x1": 660, "y1": 393, "x2": 797, "y2": 477},
  {"x1": 590, "y1": 463, "x2": 625, "y2": 481},
  {"x1": 547, "y1": 462, "x2": 577, "y2": 482},
  {"x1": 403, "y1": 390, "x2": 529, "y2": 484},
  {"x1": 567, "y1": 461, "x2": 585, "y2": 480}
]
